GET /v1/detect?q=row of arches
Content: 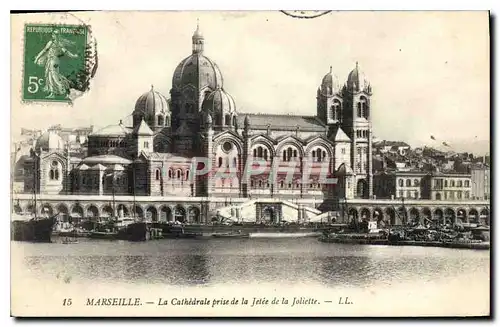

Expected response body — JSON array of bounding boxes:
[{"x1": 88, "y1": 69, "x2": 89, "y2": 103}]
[
  {"x1": 219, "y1": 138, "x2": 334, "y2": 161},
  {"x1": 346, "y1": 207, "x2": 490, "y2": 226},
  {"x1": 15, "y1": 203, "x2": 203, "y2": 223}
]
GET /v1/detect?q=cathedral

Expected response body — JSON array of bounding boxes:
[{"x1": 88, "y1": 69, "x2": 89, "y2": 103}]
[{"x1": 24, "y1": 24, "x2": 374, "y2": 203}]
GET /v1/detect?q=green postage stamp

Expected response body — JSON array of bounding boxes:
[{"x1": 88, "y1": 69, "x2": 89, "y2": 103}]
[{"x1": 22, "y1": 24, "x2": 90, "y2": 102}]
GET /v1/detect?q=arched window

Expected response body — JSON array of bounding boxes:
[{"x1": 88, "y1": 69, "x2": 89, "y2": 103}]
[
  {"x1": 445, "y1": 180, "x2": 448, "y2": 187},
  {"x1": 399, "y1": 179, "x2": 404, "y2": 187},
  {"x1": 49, "y1": 161, "x2": 59, "y2": 181},
  {"x1": 218, "y1": 157, "x2": 223, "y2": 168},
  {"x1": 233, "y1": 157, "x2": 237, "y2": 168},
  {"x1": 251, "y1": 180, "x2": 254, "y2": 187},
  {"x1": 232, "y1": 116, "x2": 237, "y2": 126},
  {"x1": 185, "y1": 170, "x2": 190, "y2": 181},
  {"x1": 413, "y1": 179, "x2": 419, "y2": 187},
  {"x1": 258, "y1": 147, "x2": 263, "y2": 158},
  {"x1": 357, "y1": 102, "x2": 362, "y2": 117},
  {"x1": 451, "y1": 180, "x2": 455, "y2": 187},
  {"x1": 155, "y1": 169, "x2": 160, "y2": 180},
  {"x1": 253, "y1": 149, "x2": 257, "y2": 157},
  {"x1": 464, "y1": 180, "x2": 470, "y2": 187},
  {"x1": 458, "y1": 180, "x2": 463, "y2": 187},
  {"x1": 331, "y1": 100, "x2": 342, "y2": 121},
  {"x1": 158, "y1": 116, "x2": 164, "y2": 126},
  {"x1": 360, "y1": 96, "x2": 369, "y2": 118},
  {"x1": 168, "y1": 169, "x2": 173, "y2": 179},
  {"x1": 406, "y1": 179, "x2": 411, "y2": 187},
  {"x1": 286, "y1": 148, "x2": 292, "y2": 161},
  {"x1": 258, "y1": 180, "x2": 262, "y2": 188},
  {"x1": 293, "y1": 150, "x2": 297, "y2": 159},
  {"x1": 82, "y1": 176, "x2": 86, "y2": 185},
  {"x1": 225, "y1": 115, "x2": 231, "y2": 126},
  {"x1": 176, "y1": 170, "x2": 181, "y2": 179},
  {"x1": 280, "y1": 180, "x2": 284, "y2": 188},
  {"x1": 264, "y1": 149, "x2": 268, "y2": 160},
  {"x1": 282, "y1": 150, "x2": 286, "y2": 162}
]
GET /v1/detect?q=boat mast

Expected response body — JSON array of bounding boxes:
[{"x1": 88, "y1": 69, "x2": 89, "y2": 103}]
[
  {"x1": 132, "y1": 166, "x2": 136, "y2": 220},
  {"x1": 112, "y1": 174, "x2": 116, "y2": 218},
  {"x1": 33, "y1": 152, "x2": 38, "y2": 219}
]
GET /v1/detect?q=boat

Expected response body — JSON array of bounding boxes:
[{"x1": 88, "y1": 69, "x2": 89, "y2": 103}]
[
  {"x1": 61, "y1": 236, "x2": 79, "y2": 244},
  {"x1": 11, "y1": 159, "x2": 58, "y2": 242},
  {"x1": 88, "y1": 230, "x2": 118, "y2": 240},
  {"x1": 162, "y1": 224, "x2": 203, "y2": 239},
  {"x1": 11, "y1": 212, "x2": 59, "y2": 242},
  {"x1": 212, "y1": 231, "x2": 250, "y2": 238},
  {"x1": 116, "y1": 220, "x2": 149, "y2": 242}
]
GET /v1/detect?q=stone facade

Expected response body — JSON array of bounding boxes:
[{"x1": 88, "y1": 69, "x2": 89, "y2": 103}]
[{"x1": 21, "y1": 24, "x2": 375, "y2": 207}]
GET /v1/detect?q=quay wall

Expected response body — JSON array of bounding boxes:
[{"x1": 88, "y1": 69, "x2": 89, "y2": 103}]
[{"x1": 11, "y1": 193, "x2": 490, "y2": 225}]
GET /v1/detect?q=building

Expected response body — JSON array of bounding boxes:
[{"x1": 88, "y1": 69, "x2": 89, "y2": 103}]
[
  {"x1": 421, "y1": 171, "x2": 472, "y2": 201},
  {"x1": 470, "y1": 164, "x2": 490, "y2": 200},
  {"x1": 373, "y1": 170, "x2": 472, "y2": 202},
  {"x1": 373, "y1": 171, "x2": 427, "y2": 200},
  {"x1": 21, "y1": 24, "x2": 375, "y2": 214}
]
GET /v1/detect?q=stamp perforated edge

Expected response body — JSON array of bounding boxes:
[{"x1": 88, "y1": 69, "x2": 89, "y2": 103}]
[{"x1": 18, "y1": 13, "x2": 97, "y2": 107}]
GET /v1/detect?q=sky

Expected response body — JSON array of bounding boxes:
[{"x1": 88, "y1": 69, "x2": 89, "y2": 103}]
[{"x1": 11, "y1": 11, "x2": 490, "y2": 153}]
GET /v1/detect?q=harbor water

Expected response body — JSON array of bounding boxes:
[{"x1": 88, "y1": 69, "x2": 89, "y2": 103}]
[{"x1": 11, "y1": 237, "x2": 490, "y2": 316}]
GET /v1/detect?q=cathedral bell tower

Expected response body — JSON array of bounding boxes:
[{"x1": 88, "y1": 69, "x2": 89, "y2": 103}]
[
  {"x1": 317, "y1": 66, "x2": 343, "y2": 137},
  {"x1": 341, "y1": 62, "x2": 373, "y2": 199}
]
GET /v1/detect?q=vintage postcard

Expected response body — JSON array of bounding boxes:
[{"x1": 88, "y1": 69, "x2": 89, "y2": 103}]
[{"x1": 10, "y1": 11, "x2": 490, "y2": 317}]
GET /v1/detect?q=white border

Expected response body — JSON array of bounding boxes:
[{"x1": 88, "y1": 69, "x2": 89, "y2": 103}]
[{"x1": 3, "y1": 1, "x2": 497, "y2": 326}]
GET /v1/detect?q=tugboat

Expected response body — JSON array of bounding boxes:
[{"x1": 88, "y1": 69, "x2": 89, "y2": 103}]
[
  {"x1": 11, "y1": 167, "x2": 58, "y2": 242},
  {"x1": 115, "y1": 215, "x2": 149, "y2": 242},
  {"x1": 88, "y1": 218, "x2": 118, "y2": 240},
  {"x1": 11, "y1": 151, "x2": 59, "y2": 242},
  {"x1": 11, "y1": 210, "x2": 58, "y2": 242}
]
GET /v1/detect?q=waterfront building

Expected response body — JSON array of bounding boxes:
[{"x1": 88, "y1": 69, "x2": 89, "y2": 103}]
[
  {"x1": 471, "y1": 164, "x2": 490, "y2": 200},
  {"x1": 14, "y1": 24, "x2": 489, "y2": 225},
  {"x1": 373, "y1": 170, "x2": 472, "y2": 201},
  {"x1": 421, "y1": 171, "x2": 472, "y2": 201},
  {"x1": 373, "y1": 171, "x2": 427, "y2": 200},
  {"x1": 21, "y1": 24, "x2": 374, "y2": 203}
]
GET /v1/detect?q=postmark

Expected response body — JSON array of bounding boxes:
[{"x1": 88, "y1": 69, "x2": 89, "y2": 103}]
[
  {"x1": 22, "y1": 23, "x2": 95, "y2": 103},
  {"x1": 281, "y1": 11, "x2": 332, "y2": 19}
]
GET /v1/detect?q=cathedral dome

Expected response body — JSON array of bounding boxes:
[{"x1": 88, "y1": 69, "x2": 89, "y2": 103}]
[
  {"x1": 35, "y1": 130, "x2": 66, "y2": 152},
  {"x1": 172, "y1": 54, "x2": 224, "y2": 91},
  {"x1": 320, "y1": 66, "x2": 341, "y2": 96},
  {"x1": 171, "y1": 24, "x2": 224, "y2": 92},
  {"x1": 202, "y1": 88, "x2": 237, "y2": 118},
  {"x1": 346, "y1": 62, "x2": 371, "y2": 93},
  {"x1": 134, "y1": 86, "x2": 169, "y2": 117}
]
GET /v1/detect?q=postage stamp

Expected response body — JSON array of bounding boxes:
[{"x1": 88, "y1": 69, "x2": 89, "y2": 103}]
[{"x1": 22, "y1": 24, "x2": 89, "y2": 103}]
